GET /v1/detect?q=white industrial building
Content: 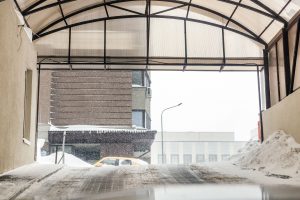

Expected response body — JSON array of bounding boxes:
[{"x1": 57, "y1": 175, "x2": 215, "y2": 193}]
[{"x1": 151, "y1": 132, "x2": 246, "y2": 164}]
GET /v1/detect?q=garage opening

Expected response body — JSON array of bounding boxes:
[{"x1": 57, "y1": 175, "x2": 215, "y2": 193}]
[{"x1": 1, "y1": 0, "x2": 300, "y2": 199}]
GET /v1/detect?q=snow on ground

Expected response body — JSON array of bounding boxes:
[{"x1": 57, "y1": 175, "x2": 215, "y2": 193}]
[
  {"x1": 3, "y1": 130, "x2": 300, "y2": 199},
  {"x1": 230, "y1": 130, "x2": 300, "y2": 178},
  {"x1": 38, "y1": 152, "x2": 93, "y2": 167},
  {"x1": 0, "y1": 163, "x2": 62, "y2": 199},
  {"x1": 201, "y1": 161, "x2": 300, "y2": 186}
]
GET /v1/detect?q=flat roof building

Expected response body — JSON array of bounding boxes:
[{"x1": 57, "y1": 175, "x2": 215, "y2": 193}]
[{"x1": 151, "y1": 132, "x2": 246, "y2": 164}]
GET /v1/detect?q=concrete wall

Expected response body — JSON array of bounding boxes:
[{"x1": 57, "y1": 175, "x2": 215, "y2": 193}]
[
  {"x1": 0, "y1": 1, "x2": 37, "y2": 173},
  {"x1": 132, "y1": 87, "x2": 151, "y2": 115},
  {"x1": 262, "y1": 88, "x2": 300, "y2": 143}
]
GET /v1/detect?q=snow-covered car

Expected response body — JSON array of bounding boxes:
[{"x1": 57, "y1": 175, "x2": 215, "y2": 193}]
[{"x1": 94, "y1": 157, "x2": 148, "y2": 167}]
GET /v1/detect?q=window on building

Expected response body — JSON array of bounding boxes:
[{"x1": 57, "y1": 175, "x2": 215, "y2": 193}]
[
  {"x1": 170, "y1": 154, "x2": 179, "y2": 164},
  {"x1": 196, "y1": 154, "x2": 205, "y2": 163},
  {"x1": 209, "y1": 154, "x2": 218, "y2": 162},
  {"x1": 221, "y1": 154, "x2": 230, "y2": 161},
  {"x1": 23, "y1": 69, "x2": 33, "y2": 143},
  {"x1": 132, "y1": 110, "x2": 145, "y2": 128},
  {"x1": 158, "y1": 154, "x2": 166, "y2": 164},
  {"x1": 132, "y1": 71, "x2": 144, "y2": 86},
  {"x1": 183, "y1": 154, "x2": 192, "y2": 164},
  {"x1": 132, "y1": 71, "x2": 151, "y2": 87}
]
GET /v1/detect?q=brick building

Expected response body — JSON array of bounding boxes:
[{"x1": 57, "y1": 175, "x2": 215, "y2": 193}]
[{"x1": 38, "y1": 70, "x2": 156, "y2": 163}]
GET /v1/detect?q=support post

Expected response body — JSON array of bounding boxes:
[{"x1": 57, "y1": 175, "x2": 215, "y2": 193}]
[
  {"x1": 263, "y1": 49, "x2": 271, "y2": 109},
  {"x1": 160, "y1": 112, "x2": 164, "y2": 164},
  {"x1": 291, "y1": 19, "x2": 300, "y2": 91},
  {"x1": 257, "y1": 66, "x2": 264, "y2": 142},
  {"x1": 34, "y1": 63, "x2": 41, "y2": 161},
  {"x1": 55, "y1": 146, "x2": 58, "y2": 164},
  {"x1": 146, "y1": 0, "x2": 151, "y2": 69},
  {"x1": 62, "y1": 131, "x2": 66, "y2": 164},
  {"x1": 282, "y1": 28, "x2": 291, "y2": 96},
  {"x1": 68, "y1": 27, "x2": 71, "y2": 64},
  {"x1": 104, "y1": 20, "x2": 107, "y2": 69},
  {"x1": 220, "y1": 28, "x2": 226, "y2": 71}
]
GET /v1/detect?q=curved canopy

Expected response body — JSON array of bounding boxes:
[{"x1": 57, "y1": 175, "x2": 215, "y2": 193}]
[{"x1": 14, "y1": 0, "x2": 300, "y2": 71}]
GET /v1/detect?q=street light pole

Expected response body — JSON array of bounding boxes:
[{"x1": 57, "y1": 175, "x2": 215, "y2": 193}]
[{"x1": 160, "y1": 103, "x2": 182, "y2": 164}]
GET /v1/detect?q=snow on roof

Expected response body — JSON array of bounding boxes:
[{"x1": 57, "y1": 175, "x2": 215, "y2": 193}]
[{"x1": 49, "y1": 125, "x2": 156, "y2": 134}]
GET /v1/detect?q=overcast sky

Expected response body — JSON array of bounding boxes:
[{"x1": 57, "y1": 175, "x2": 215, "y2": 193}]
[{"x1": 150, "y1": 71, "x2": 260, "y2": 141}]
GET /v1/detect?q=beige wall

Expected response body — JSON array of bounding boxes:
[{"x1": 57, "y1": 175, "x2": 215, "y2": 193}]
[
  {"x1": 262, "y1": 88, "x2": 300, "y2": 143},
  {"x1": 264, "y1": 16, "x2": 300, "y2": 143},
  {"x1": 0, "y1": 1, "x2": 37, "y2": 173}
]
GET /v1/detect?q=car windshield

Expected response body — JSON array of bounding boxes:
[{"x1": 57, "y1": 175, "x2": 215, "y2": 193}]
[{"x1": 101, "y1": 159, "x2": 117, "y2": 166}]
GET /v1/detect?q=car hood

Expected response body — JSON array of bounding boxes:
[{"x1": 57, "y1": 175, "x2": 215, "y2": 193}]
[{"x1": 67, "y1": 184, "x2": 300, "y2": 200}]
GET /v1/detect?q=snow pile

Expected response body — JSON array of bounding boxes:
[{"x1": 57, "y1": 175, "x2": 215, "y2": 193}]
[
  {"x1": 233, "y1": 130, "x2": 300, "y2": 177},
  {"x1": 38, "y1": 152, "x2": 93, "y2": 167},
  {"x1": 237, "y1": 140, "x2": 260, "y2": 154},
  {"x1": 229, "y1": 139, "x2": 259, "y2": 162}
]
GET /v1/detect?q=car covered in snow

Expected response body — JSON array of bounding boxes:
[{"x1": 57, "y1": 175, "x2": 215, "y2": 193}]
[{"x1": 94, "y1": 157, "x2": 148, "y2": 167}]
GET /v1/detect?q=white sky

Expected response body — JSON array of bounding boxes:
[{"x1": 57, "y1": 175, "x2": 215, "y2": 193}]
[{"x1": 150, "y1": 71, "x2": 260, "y2": 141}]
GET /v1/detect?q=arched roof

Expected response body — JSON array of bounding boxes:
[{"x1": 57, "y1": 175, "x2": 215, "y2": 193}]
[{"x1": 14, "y1": 0, "x2": 300, "y2": 71}]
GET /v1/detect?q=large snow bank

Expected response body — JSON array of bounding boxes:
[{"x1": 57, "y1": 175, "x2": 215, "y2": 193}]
[
  {"x1": 38, "y1": 152, "x2": 93, "y2": 167},
  {"x1": 232, "y1": 131, "x2": 300, "y2": 178}
]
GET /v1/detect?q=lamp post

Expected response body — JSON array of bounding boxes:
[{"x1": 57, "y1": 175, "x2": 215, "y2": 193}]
[
  {"x1": 52, "y1": 126, "x2": 69, "y2": 164},
  {"x1": 160, "y1": 103, "x2": 182, "y2": 164}
]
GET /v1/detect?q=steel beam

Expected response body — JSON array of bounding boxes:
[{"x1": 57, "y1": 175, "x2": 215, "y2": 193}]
[
  {"x1": 23, "y1": 0, "x2": 76, "y2": 16},
  {"x1": 32, "y1": 0, "x2": 264, "y2": 43},
  {"x1": 257, "y1": 65, "x2": 264, "y2": 142},
  {"x1": 34, "y1": 63, "x2": 41, "y2": 161},
  {"x1": 33, "y1": 14, "x2": 267, "y2": 46},
  {"x1": 22, "y1": 0, "x2": 47, "y2": 14},
  {"x1": 146, "y1": 0, "x2": 151, "y2": 69},
  {"x1": 104, "y1": 20, "x2": 107, "y2": 69},
  {"x1": 104, "y1": 0, "x2": 109, "y2": 17},
  {"x1": 220, "y1": 28, "x2": 226, "y2": 71},
  {"x1": 152, "y1": 4, "x2": 186, "y2": 15},
  {"x1": 259, "y1": 1, "x2": 291, "y2": 38},
  {"x1": 107, "y1": 4, "x2": 144, "y2": 15},
  {"x1": 249, "y1": 0, "x2": 288, "y2": 25},
  {"x1": 225, "y1": 0, "x2": 241, "y2": 27},
  {"x1": 183, "y1": 0, "x2": 191, "y2": 71},
  {"x1": 58, "y1": 0, "x2": 68, "y2": 26},
  {"x1": 291, "y1": 19, "x2": 300, "y2": 91},
  {"x1": 220, "y1": 0, "x2": 286, "y2": 24},
  {"x1": 275, "y1": 42, "x2": 281, "y2": 101},
  {"x1": 263, "y1": 49, "x2": 271, "y2": 109},
  {"x1": 282, "y1": 28, "x2": 291, "y2": 96},
  {"x1": 68, "y1": 27, "x2": 71, "y2": 63}
]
